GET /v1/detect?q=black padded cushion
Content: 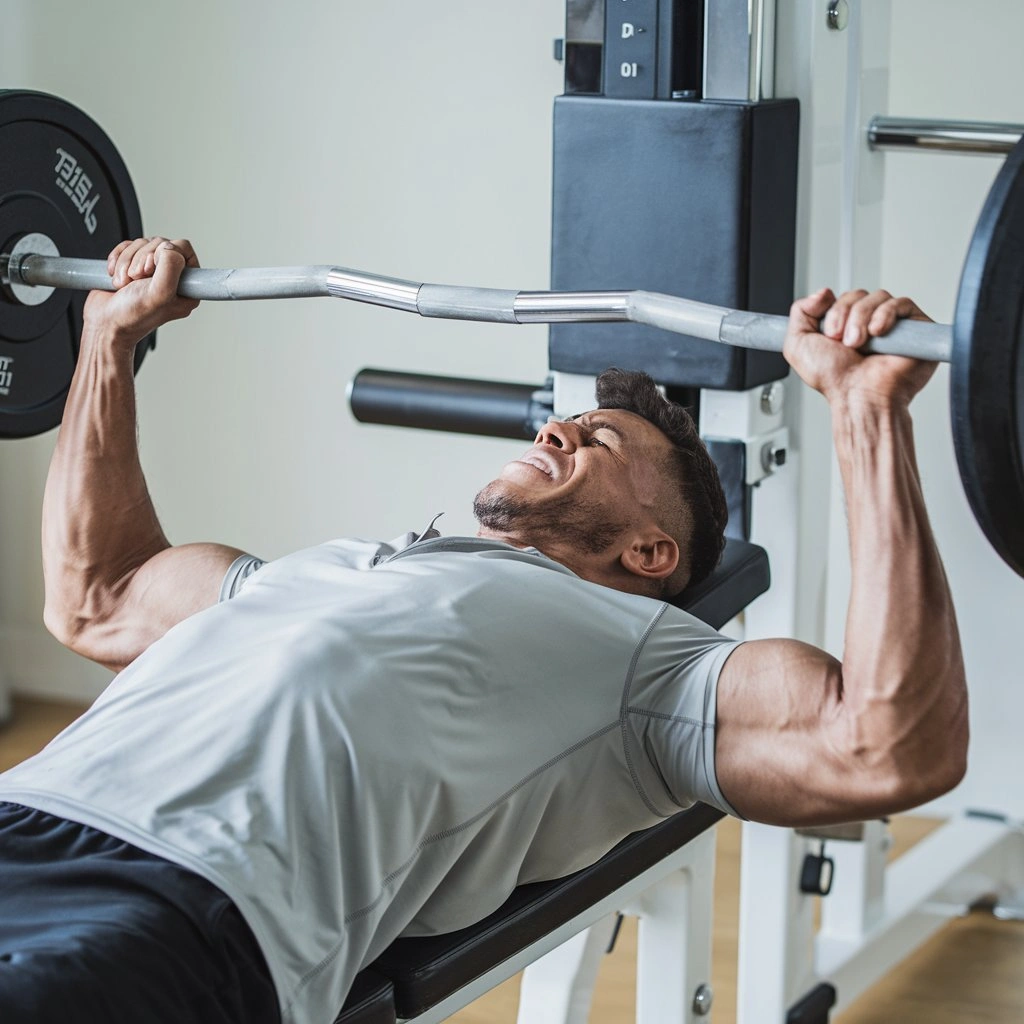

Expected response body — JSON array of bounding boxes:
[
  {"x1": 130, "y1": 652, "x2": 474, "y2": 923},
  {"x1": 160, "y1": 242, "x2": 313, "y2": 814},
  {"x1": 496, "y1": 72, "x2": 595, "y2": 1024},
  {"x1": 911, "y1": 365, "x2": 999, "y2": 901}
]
[
  {"x1": 331, "y1": 969, "x2": 395, "y2": 1024},
  {"x1": 669, "y1": 536, "x2": 771, "y2": 628},
  {"x1": 368, "y1": 538, "x2": 769, "y2": 1018}
]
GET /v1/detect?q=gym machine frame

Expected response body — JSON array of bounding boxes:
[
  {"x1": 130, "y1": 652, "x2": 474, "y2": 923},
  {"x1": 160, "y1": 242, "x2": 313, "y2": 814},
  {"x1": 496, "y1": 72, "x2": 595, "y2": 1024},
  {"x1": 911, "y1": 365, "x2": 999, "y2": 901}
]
[{"x1": 737, "y1": 6, "x2": 1024, "y2": 1024}]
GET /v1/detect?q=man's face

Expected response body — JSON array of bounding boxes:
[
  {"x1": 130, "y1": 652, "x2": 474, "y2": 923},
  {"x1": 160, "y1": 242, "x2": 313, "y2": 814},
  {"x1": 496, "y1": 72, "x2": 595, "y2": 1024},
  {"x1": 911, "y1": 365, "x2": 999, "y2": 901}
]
[{"x1": 474, "y1": 408, "x2": 674, "y2": 554}]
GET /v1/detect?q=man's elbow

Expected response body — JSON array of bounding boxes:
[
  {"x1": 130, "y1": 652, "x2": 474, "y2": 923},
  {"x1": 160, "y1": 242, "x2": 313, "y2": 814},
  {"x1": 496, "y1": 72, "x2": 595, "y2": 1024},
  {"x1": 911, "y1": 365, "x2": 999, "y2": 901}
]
[
  {"x1": 894, "y1": 751, "x2": 966, "y2": 809},
  {"x1": 914, "y1": 678, "x2": 971, "y2": 804},
  {"x1": 43, "y1": 600, "x2": 83, "y2": 652},
  {"x1": 921, "y1": 716, "x2": 969, "y2": 802},
  {"x1": 868, "y1": 721, "x2": 969, "y2": 813},
  {"x1": 43, "y1": 602, "x2": 128, "y2": 672}
]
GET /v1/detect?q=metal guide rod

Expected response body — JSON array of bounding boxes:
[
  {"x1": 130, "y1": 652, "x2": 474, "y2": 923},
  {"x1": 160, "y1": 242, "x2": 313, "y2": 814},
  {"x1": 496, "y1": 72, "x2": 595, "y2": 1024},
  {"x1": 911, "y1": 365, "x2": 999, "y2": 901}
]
[
  {"x1": 868, "y1": 116, "x2": 1024, "y2": 156},
  {"x1": 7, "y1": 252, "x2": 954, "y2": 363}
]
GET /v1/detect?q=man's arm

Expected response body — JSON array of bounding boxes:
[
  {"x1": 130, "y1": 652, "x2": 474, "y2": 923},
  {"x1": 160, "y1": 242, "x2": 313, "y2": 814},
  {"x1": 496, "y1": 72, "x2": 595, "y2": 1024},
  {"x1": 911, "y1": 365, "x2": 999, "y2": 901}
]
[
  {"x1": 43, "y1": 237, "x2": 246, "y2": 673},
  {"x1": 713, "y1": 288, "x2": 968, "y2": 827}
]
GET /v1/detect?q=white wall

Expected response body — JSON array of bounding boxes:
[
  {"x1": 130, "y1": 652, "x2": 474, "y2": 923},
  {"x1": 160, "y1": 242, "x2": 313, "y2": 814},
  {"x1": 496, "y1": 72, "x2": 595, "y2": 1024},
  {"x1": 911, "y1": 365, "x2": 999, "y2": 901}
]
[
  {"x1": 0, "y1": 0, "x2": 563, "y2": 700},
  {"x1": 823, "y1": 0, "x2": 1024, "y2": 815}
]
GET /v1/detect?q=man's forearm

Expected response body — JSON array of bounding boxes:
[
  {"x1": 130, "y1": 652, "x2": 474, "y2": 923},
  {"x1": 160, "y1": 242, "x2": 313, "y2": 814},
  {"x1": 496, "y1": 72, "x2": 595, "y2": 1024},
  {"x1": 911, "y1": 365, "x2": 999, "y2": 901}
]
[
  {"x1": 833, "y1": 393, "x2": 968, "y2": 799},
  {"x1": 42, "y1": 327, "x2": 169, "y2": 642}
]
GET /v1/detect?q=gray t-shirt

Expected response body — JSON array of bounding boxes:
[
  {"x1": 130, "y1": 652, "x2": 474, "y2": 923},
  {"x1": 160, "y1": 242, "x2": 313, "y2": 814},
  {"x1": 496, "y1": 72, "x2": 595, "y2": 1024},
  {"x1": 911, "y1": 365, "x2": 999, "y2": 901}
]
[{"x1": 0, "y1": 531, "x2": 741, "y2": 1024}]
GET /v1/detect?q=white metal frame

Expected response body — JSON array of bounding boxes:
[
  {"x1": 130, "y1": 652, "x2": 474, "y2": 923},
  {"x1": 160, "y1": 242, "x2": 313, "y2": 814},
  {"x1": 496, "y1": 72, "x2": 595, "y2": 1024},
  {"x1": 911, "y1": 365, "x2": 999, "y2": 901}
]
[
  {"x1": 738, "y1": 3, "x2": 1024, "y2": 1021},
  {"x1": 737, "y1": 815, "x2": 1024, "y2": 1020}
]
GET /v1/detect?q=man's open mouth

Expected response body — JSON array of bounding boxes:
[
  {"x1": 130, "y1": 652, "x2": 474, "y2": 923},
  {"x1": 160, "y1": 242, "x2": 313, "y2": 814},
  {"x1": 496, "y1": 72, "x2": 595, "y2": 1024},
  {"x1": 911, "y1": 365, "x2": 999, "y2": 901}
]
[{"x1": 517, "y1": 453, "x2": 556, "y2": 478}]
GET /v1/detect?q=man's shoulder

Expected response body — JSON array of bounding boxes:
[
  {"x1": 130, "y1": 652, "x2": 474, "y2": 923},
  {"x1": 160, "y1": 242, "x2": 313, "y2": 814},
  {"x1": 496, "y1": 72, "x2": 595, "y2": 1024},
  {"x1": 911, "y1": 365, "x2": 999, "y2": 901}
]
[{"x1": 218, "y1": 533, "x2": 423, "y2": 601}]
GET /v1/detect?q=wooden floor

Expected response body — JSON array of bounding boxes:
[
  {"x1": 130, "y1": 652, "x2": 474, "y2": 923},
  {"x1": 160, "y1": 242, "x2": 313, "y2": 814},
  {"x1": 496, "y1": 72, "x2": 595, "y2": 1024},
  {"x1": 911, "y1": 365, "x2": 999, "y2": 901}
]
[{"x1": 2, "y1": 696, "x2": 1022, "y2": 1023}]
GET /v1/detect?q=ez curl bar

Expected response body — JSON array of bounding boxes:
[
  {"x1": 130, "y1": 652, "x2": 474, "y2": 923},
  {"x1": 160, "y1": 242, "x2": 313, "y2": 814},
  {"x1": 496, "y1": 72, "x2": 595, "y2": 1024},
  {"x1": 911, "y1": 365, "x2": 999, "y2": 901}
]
[
  {"x1": 5, "y1": 247, "x2": 952, "y2": 356},
  {"x1": 0, "y1": 91, "x2": 1021, "y2": 578}
]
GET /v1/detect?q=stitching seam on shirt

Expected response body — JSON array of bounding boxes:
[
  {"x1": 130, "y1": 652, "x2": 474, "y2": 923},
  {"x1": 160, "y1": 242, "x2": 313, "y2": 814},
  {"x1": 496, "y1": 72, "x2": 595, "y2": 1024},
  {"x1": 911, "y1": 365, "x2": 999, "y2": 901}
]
[
  {"x1": 290, "y1": 719, "x2": 620, "y2": 1004},
  {"x1": 343, "y1": 719, "x2": 619, "y2": 925},
  {"x1": 626, "y1": 706, "x2": 711, "y2": 729},
  {"x1": 619, "y1": 603, "x2": 669, "y2": 818}
]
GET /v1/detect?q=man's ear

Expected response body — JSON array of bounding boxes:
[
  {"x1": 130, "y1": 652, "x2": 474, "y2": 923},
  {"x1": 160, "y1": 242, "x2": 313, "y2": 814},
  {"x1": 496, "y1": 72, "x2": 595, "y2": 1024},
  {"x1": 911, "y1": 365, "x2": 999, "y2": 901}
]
[{"x1": 619, "y1": 530, "x2": 680, "y2": 582}]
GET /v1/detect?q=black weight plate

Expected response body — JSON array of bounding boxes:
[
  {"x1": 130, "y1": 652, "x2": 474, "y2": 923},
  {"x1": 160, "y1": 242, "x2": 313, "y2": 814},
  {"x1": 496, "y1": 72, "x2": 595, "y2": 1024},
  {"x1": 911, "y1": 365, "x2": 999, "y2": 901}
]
[
  {"x1": 952, "y1": 136, "x2": 1024, "y2": 578},
  {"x1": 0, "y1": 91, "x2": 154, "y2": 438}
]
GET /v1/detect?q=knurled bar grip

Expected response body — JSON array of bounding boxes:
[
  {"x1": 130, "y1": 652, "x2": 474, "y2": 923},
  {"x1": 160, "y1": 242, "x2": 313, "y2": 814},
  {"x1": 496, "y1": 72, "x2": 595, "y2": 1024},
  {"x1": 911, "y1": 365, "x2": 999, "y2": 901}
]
[
  {"x1": 620, "y1": 292, "x2": 952, "y2": 361},
  {"x1": 10, "y1": 252, "x2": 955, "y2": 363},
  {"x1": 416, "y1": 284, "x2": 520, "y2": 323},
  {"x1": 12, "y1": 255, "x2": 336, "y2": 300},
  {"x1": 700, "y1": 308, "x2": 949, "y2": 362}
]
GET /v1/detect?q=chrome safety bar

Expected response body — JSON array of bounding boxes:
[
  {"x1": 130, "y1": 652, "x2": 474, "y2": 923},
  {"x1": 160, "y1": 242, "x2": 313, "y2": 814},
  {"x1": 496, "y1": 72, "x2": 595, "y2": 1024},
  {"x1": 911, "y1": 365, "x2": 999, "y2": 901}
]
[{"x1": 868, "y1": 116, "x2": 1024, "y2": 156}]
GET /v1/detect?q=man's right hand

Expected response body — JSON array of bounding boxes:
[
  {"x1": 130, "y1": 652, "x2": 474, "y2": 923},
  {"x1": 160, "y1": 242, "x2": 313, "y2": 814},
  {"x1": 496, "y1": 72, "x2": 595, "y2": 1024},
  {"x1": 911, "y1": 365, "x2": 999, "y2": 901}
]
[{"x1": 83, "y1": 236, "x2": 201, "y2": 350}]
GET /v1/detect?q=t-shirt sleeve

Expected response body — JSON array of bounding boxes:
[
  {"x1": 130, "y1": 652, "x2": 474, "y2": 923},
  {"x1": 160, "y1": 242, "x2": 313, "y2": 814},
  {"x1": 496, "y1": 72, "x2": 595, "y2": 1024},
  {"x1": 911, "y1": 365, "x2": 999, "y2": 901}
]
[
  {"x1": 625, "y1": 607, "x2": 744, "y2": 819},
  {"x1": 219, "y1": 554, "x2": 266, "y2": 602}
]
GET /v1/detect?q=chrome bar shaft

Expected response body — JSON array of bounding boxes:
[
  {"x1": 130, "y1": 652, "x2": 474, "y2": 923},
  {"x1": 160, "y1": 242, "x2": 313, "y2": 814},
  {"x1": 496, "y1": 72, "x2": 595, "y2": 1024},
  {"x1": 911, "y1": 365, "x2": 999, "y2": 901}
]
[
  {"x1": 325, "y1": 268, "x2": 419, "y2": 312},
  {"x1": 4, "y1": 252, "x2": 955, "y2": 363},
  {"x1": 868, "y1": 116, "x2": 1024, "y2": 156},
  {"x1": 514, "y1": 291, "x2": 632, "y2": 322}
]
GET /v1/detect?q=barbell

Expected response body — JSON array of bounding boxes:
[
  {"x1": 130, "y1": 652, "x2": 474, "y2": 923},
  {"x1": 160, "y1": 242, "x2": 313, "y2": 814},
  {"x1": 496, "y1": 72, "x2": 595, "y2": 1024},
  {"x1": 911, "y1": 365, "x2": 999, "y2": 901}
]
[{"x1": 0, "y1": 90, "x2": 1021, "y2": 579}]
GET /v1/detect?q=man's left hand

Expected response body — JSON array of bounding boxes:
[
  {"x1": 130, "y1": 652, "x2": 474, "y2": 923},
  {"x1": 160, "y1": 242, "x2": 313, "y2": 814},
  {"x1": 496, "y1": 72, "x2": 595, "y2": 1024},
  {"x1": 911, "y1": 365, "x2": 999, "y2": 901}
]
[{"x1": 784, "y1": 288, "x2": 938, "y2": 409}]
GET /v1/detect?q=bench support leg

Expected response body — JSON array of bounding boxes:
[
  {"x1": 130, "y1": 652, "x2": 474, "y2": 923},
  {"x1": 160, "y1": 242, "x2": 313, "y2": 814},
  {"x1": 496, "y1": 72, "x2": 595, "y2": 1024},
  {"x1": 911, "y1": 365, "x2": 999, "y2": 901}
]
[
  {"x1": 516, "y1": 827, "x2": 718, "y2": 1023},
  {"x1": 627, "y1": 827, "x2": 717, "y2": 1023},
  {"x1": 516, "y1": 914, "x2": 617, "y2": 1024}
]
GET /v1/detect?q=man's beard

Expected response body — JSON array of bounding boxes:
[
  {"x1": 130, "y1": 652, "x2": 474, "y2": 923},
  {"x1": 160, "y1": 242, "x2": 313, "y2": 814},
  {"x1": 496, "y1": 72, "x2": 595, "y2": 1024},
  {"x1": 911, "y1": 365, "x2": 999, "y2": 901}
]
[{"x1": 473, "y1": 482, "x2": 626, "y2": 555}]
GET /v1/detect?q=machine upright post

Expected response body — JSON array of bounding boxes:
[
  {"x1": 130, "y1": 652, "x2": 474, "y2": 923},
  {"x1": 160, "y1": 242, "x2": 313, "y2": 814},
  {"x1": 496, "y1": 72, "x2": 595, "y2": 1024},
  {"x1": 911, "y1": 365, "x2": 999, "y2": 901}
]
[{"x1": 703, "y1": 0, "x2": 776, "y2": 101}]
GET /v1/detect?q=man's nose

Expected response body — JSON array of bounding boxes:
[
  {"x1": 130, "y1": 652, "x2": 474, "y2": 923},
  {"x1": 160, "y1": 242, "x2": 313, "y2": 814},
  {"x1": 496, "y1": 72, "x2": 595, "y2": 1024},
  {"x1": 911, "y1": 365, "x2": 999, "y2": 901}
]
[{"x1": 535, "y1": 418, "x2": 580, "y2": 452}]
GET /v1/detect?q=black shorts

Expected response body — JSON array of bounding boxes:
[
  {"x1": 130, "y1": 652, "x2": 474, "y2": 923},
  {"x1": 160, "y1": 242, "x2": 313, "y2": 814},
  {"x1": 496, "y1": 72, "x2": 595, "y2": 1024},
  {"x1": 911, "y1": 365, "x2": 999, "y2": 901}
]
[{"x1": 0, "y1": 801, "x2": 280, "y2": 1024}]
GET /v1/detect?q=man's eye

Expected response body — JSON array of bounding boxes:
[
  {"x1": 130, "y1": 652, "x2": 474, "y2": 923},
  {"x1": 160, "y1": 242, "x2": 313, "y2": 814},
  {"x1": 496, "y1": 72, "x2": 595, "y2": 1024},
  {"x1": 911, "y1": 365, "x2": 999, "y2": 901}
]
[{"x1": 587, "y1": 437, "x2": 607, "y2": 448}]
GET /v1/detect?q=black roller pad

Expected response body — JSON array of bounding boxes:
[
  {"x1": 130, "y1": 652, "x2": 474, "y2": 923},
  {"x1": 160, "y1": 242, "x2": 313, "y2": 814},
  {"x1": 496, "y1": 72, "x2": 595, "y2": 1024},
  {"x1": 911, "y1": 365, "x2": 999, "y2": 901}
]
[
  {"x1": 549, "y1": 96, "x2": 799, "y2": 390},
  {"x1": 952, "y1": 135, "x2": 1024, "y2": 578},
  {"x1": 0, "y1": 91, "x2": 153, "y2": 438}
]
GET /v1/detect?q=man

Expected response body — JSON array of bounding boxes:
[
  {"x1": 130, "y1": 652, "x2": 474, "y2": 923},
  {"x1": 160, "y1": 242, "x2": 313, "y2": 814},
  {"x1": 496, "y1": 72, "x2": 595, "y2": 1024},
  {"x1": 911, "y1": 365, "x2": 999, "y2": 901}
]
[{"x1": 0, "y1": 236, "x2": 967, "y2": 1024}]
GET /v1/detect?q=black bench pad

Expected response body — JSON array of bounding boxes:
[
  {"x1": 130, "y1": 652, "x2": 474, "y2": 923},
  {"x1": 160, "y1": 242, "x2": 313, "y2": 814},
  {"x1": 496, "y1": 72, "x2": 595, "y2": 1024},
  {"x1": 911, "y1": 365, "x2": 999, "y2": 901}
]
[
  {"x1": 331, "y1": 968, "x2": 395, "y2": 1024},
  {"x1": 372, "y1": 803, "x2": 723, "y2": 1017},
  {"x1": 669, "y1": 536, "x2": 771, "y2": 629}
]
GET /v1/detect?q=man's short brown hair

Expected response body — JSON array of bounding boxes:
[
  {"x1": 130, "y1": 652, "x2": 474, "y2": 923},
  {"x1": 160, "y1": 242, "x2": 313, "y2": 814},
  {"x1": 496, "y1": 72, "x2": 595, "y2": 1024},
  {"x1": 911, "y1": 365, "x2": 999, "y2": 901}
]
[{"x1": 595, "y1": 368, "x2": 728, "y2": 594}]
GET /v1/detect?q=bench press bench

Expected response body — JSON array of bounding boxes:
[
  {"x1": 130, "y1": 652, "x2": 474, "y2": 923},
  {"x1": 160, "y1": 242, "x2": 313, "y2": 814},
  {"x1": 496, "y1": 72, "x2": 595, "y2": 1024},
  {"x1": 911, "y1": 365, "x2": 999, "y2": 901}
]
[{"x1": 331, "y1": 537, "x2": 770, "y2": 1024}]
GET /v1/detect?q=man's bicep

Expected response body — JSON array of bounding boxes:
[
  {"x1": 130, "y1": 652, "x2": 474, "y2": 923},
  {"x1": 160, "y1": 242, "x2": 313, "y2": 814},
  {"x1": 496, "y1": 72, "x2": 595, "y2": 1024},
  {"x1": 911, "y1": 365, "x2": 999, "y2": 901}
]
[
  {"x1": 713, "y1": 638, "x2": 852, "y2": 826},
  {"x1": 97, "y1": 543, "x2": 251, "y2": 671}
]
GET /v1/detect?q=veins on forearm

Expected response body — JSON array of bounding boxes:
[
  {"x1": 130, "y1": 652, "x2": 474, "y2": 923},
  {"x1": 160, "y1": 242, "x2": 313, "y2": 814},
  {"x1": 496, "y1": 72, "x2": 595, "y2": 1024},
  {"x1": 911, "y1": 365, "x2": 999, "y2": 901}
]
[{"x1": 44, "y1": 333, "x2": 168, "y2": 601}]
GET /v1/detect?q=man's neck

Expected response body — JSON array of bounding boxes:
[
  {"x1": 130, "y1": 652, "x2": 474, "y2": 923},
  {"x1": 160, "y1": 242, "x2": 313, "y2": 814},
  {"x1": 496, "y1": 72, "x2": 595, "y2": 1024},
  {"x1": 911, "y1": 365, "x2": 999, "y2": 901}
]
[{"x1": 476, "y1": 525, "x2": 655, "y2": 598}]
